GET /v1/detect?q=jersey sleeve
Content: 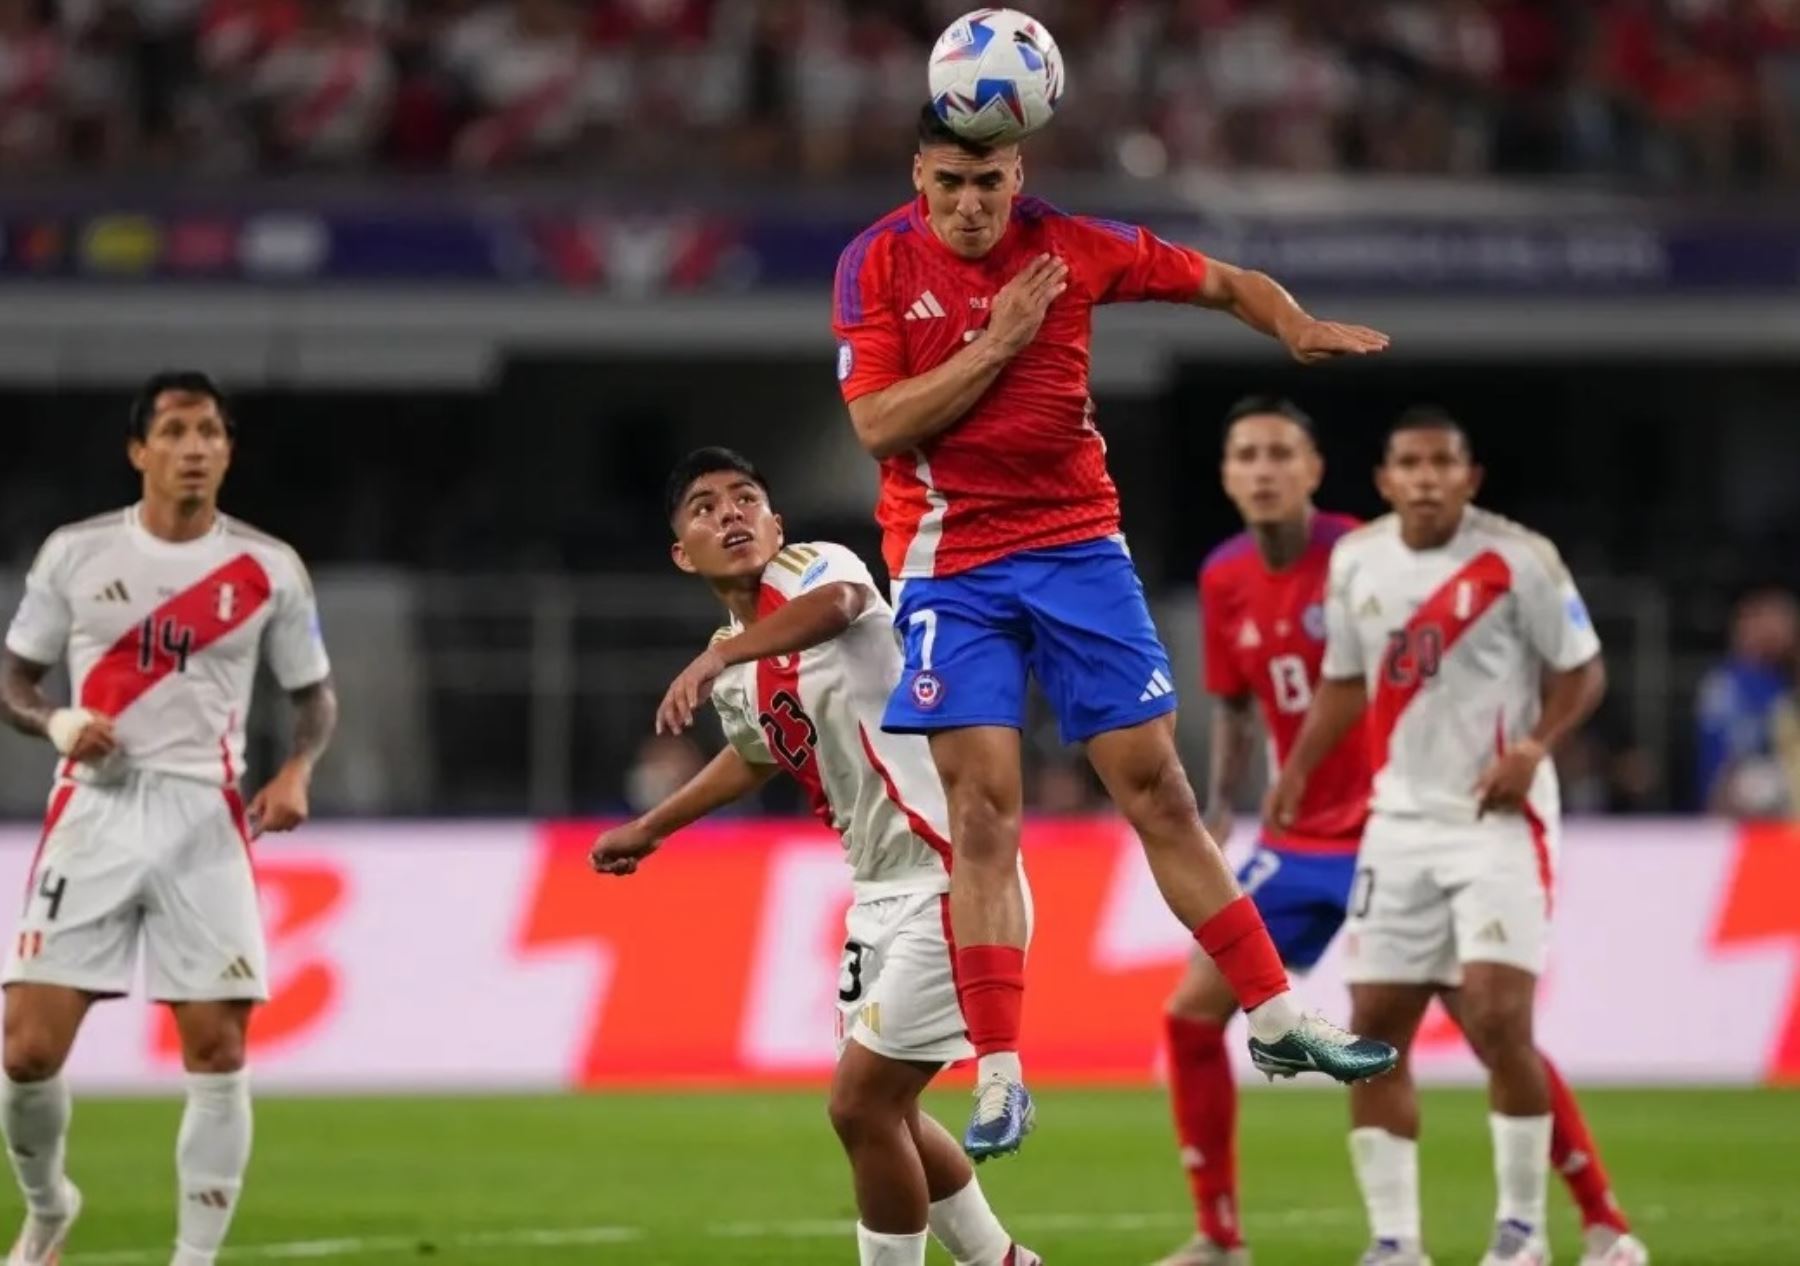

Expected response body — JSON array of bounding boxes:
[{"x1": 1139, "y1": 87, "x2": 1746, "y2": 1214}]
[
  {"x1": 1320, "y1": 545, "x2": 1366, "y2": 682},
  {"x1": 1061, "y1": 216, "x2": 1209, "y2": 306},
  {"x1": 1199, "y1": 566, "x2": 1247, "y2": 697},
  {"x1": 4, "y1": 533, "x2": 74, "y2": 666},
  {"x1": 760, "y1": 541, "x2": 882, "y2": 603},
  {"x1": 262, "y1": 552, "x2": 332, "y2": 690},
  {"x1": 831, "y1": 231, "x2": 905, "y2": 403},
  {"x1": 1513, "y1": 538, "x2": 1603, "y2": 672}
]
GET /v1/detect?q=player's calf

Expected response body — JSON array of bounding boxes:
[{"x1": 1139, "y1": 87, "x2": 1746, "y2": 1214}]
[{"x1": 830, "y1": 1042, "x2": 933, "y2": 1262}]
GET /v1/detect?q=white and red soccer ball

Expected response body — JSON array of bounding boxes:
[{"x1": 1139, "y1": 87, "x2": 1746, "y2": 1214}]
[{"x1": 928, "y1": 8, "x2": 1065, "y2": 146}]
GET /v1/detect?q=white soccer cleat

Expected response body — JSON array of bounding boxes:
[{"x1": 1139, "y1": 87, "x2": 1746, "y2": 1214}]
[
  {"x1": 1578, "y1": 1228, "x2": 1648, "y2": 1266},
  {"x1": 1357, "y1": 1240, "x2": 1433, "y2": 1266},
  {"x1": 1479, "y1": 1219, "x2": 1550, "y2": 1266},
  {"x1": 1151, "y1": 1234, "x2": 1252, "y2": 1265},
  {"x1": 7, "y1": 1178, "x2": 80, "y2": 1266}
]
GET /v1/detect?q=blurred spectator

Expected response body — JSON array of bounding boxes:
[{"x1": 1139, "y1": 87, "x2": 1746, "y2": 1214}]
[
  {"x1": 0, "y1": 0, "x2": 65, "y2": 168},
  {"x1": 1695, "y1": 587, "x2": 1799, "y2": 816},
  {"x1": 248, "y1": 0, "x2": 393, "y2": 164},
  {"x1": 623, "y1": 731, "x2": 706, "y2": 815},
  {"x1": 440, "y1": 0, "x2": 586, "y2": 170}
]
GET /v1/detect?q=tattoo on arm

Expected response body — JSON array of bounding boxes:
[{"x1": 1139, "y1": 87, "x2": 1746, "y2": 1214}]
[
  {"x1": 288, "y1": 677, "x2": 339, "y2": 769},
  {"x1": 0, "y1": 651, "x2": 56, "y2": 739}
]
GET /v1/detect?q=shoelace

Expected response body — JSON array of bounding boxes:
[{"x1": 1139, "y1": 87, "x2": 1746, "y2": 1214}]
[
  {"x1": 973, "y1": 1074, "x2": 1014, "y2": 1124},
  {"x1": 1299, "y1": 1010, "x2": 1358, "y2": 1047}
]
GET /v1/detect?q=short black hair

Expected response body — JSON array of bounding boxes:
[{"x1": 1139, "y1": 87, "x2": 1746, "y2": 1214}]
[
  {"x1": 128, "y1": 370, "x2": 234, "y2": 442},
  {"x1": 1384, "y1": 405, "x2": 1471, "y2": 459},
  {"x1": 917, "y1": 102, "x2": 999, "y2": 157},
  {"x1": 664, "y1": 447, "x2": 771, "y2": 528},
  {"x1": 1221, "y1": 395, "x2": 1317, "y2": 448}
]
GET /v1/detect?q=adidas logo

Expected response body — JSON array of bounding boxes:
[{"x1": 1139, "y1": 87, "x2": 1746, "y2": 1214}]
[
  {"x1": 904, "y1": 290, "x2": 948, "y2": 321},
  {"x1": 1139, "y1": 669, "x2": 1175, "y2": 703},
  {"x1": 219, "y1": 955, "x2": 257, "y2": 982},
  {"x1": 188, "y1": 1189, "x2": 233, "y2": 1209},
  {"x1": 92, "y1": 580, "x2": 130, "y2": 603},
  {"x1": 1476, "y1": 919, "x2": 1507, "y2": 945},
  {"x1": 1358, "y1": 595, "x2": 1381, "y2": 618}
]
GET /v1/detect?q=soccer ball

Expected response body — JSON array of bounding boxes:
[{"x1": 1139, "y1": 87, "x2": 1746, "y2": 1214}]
[{"x1": 928, "y1": 8, "x2": 1065, "y2": 146}]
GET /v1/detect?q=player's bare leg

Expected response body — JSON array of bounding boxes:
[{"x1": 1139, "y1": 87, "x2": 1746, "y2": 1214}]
[
  {"x1": 167, "y1": 1000, "x2": 254, "y2": 1266},
  {"x1": 1087, "y1": 717, "x2": 1395, "y2": 1085},
  {"x1": 1152, "y1": 954, "x2": 1250, "y2": 1265},
  {"x1": 2, "y1": 984, "x2": 91, "y2": 1266},
  {"x1": 1436, "y1": 993, "x2": 1647, "y2": 1264},
  {"x1": 1456, "y1": 963, "x2": 1554, "y2": 1266},
  {"x1": 926, "y1": 726, "x2": 1035, "y2": 1161},
  {"x1": 829, "y1": 1042, "x2": 935, "y2": 1264},
  {"x1": 907, "y1": 1109, "x2": 1042, "y2": 1265},
  {"x1": 1346, "y1": 982, "x2": 1436, "y2": 1266}
]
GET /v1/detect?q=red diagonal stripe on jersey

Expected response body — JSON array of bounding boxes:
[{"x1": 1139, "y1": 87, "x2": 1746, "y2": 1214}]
[
  {"x1": 858, "y1": 722, "x2": 953, "y2": 872},
  {"x1": 754, "y1": 584, "x2": 834, "y2": 828},
  {"x1": 80, "y1": 554, "x2": 273, "y2": 719},
  {"x1": 1367, "y1": 549, "x2": 1513, "y2": 774}
]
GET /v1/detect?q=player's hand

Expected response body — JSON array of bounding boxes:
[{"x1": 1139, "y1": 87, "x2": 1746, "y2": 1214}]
[
  {"x1": 657, "y1": 646, "x2": 730, "y2": 736},
  {"x1": 590, "y1": 822, "x2": 662, "y2": 877},
  {"x1": 1280, "y1": 317, "x2": 1390, "y2": 364},
  {"x1": 247, "y1": 760, "x2": 311, "y2": 838},
  {"x1": 1263, "y1": 769, "x2": 1306, "y2": 834},
  {"x1": 984, "y1": 254, "x2": 1069, "y2": 358},
  {"x1": 46, "y1": 708, "x2": 117, "y2": 764},
  {"x1": 1474, "y1": 738, "x2": 1546, "y2": 817}
]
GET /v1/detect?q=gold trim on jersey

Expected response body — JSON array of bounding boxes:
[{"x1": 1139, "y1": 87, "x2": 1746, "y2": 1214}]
[{"x1": 768, "y1": 544, "x2": 822, "y2": 576}]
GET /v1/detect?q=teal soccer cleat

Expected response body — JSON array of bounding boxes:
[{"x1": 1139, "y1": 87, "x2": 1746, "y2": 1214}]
[{"x1": 1247, "y1": 1012, "x2": 1399, "y2": 1084}]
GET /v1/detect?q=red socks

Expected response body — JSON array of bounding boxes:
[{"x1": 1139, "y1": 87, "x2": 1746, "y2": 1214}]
[
  {"x1": 955, "y1": 945, "x2": 1026, "y2": 1055},
  {"x1": 1166, "y1": 1015, "x2": 1243, "y2": 1248},
  {"x1": 1544, "y1": 1053, "x2": 1631, "y2": 1233},
  {"x1": 1194, "y1": 897, "x2": 1290, "y2": 1013}
]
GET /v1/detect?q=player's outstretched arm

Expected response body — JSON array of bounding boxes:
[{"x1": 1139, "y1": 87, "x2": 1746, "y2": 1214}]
[
  {"x1": 658, "y1": 582, "x2": 871, "y2": 735},
  {"x1": 246, "y1": 676, "x2": 339, "y2": 837},
  {"x1": 1476, "y1": 656, "x2": 1607, "y2": 815},
  {"x1": 848, "y1": 254, "x2": 1068, "y2": 459},
  {"x1": 0, "y1": 649, "x2": 115, "y2": 762},
  {"x1": 1267, "y1": 676, "x2": 1368, "y2": 831},
  {"x1": 1197, "y1": 259, "x2": 1390, "y2": 364},
  {"x1": 591, "y1": 747, "x2": 779, "y2": 876},
  {"x1": 1204, "y1": 693, "x2": 1257, "y2": 841}
]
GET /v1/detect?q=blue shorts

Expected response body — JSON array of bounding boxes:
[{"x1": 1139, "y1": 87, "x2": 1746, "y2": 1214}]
[
  {"x1": 1236, "y1": 842, "x2": 1359, "y2": 971},
  {"x1": 883, "y1": 537, "x2": 1177, "y2": 744}
]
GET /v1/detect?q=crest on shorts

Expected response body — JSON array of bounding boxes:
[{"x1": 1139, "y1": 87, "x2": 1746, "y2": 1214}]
[
  {"x1": 911, "y1": 670, "x2": 944, "y2": 710},
  {"x1": 1302, "y1": 602, "x2": 1326, "y2": 641}
]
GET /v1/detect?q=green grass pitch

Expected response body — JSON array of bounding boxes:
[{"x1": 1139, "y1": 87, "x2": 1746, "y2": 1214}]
[{"x1": 12, "y1": 1087, "x2": 1798, "y2": 1264}]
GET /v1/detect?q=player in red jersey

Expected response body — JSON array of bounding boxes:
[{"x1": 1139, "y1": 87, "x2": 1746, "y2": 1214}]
[
  {"x1": 1153, "y1": 401, "x2": 1645, "y2": 1266},
  {"x1": 833, "y1": 106, "x2": 1395, "y2": 1160}
]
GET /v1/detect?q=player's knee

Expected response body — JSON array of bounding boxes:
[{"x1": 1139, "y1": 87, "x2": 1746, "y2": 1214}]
[
  {"x1": 826, "y1": 1082, "x2": 897, "y2": 1147},
  {"x1": 939, "y1": 771, "x2": 1020, "y2": 868},
  {"x1": 1456, "y1": 993, "x2": 1532, "y2": 1062},
  {"x1": 1113, "y1": 752, "x2": 1201, "y2": 841},
  {"x1": 182, "y1": 1026, "x2": 248, "y2": 1074},
  {"x1": 2, "y1": 1030, "x2": 69, "y2": 1083}
]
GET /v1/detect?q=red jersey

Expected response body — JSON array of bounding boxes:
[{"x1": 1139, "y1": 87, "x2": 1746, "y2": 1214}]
[
  {"x1": 1201, "y1": 511, "x2": 1368, "y2": 852},
  {"x1": 833, "y1": 196, "x2": 1209, "y2": 580}
]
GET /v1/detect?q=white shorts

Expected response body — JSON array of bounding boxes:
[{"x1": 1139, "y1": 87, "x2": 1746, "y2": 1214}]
[
  {"x1": 836, "y1": 890, "x2": 972, "y2": 1066},
  {"x1": 3, "y1": 774, "x2": 268, "y2": 1003},
  {"x1": 1342, "y1": 811, "x2": 1556, "y2": 987}
]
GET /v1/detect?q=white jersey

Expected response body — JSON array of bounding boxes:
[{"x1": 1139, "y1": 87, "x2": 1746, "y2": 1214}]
[
  {"x1": 710, "y1": 541, "x2": 951, "y2": 900},
  {"x1": 1322, "y1": 507, "x2": 1601, "y2": 824},
  {"x1": 5, "y1": 504, "x2": 331, "y2": 789}
]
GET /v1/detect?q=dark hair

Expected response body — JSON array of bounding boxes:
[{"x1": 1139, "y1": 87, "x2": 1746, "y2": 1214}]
[
  {"x1": 1221, "y1": 395, "x2": 1316, "y2": 448},
  {"x1": 663, "y1": 447, "x2": 771, "y2": 528},
  {"x1": 1385, "y1": 404, "x2": 1471, "y2": 459},
  {"x1": 128, "y1": 370, "x2": 234, "y2": 442},
  {"x1": 917, "y1": 102, "x2": 998, "y2": 157}
]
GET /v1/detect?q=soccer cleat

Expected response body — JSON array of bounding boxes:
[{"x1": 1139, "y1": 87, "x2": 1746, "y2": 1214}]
[
  {"x1": 1247, "y1": 1012, "x2": 1399, "y2": 1084},
  {"x1": 1578, "y1": 1228, "x2": 1648, "y2": 1266},
  {"x1": 1150, "y1": 1233, "x2": 1252, "y2": 1265},
  {"x1": 1356, "y1": 1239, "x2": 1432, "y2": 1266},
  {"x1": 7, "y1": 1178, "x2": 80, "y2": 1266},
  {"x1": 1004, "y1": 1245, "x2": 1044, "y2": 1265},
  {"x1": 963, "y1": 1071, "x2": 1035, "y2": 1162},
  {"x1": 1479, "y1": 1219, "x2": 1550, "y2": 1266}
]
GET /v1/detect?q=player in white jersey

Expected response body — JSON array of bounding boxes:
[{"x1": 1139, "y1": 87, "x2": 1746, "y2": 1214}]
[
  {"x1": 590, "y1": 449, "x2": 1040, "y2": 1266},
  {"x1": 0, "y1": 373, "x2": 337, "y2": 1266},
  {"x1": 1270, "y1": 410, "x2": 1611, "y2": 1266}
]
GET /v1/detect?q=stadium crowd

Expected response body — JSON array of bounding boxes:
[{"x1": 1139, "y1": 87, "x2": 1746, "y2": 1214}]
[{"x1": 1, "y1": 0, "x2": 1798, "y2": 185}]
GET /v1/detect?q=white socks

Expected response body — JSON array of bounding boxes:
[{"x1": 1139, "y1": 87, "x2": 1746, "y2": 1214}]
[
  {"x1": 857, "y1": 1223, "x2": 928, "y2": 1265},
  {"x1": 174, "y1": 1070, "x2": 253, "y2": 1265},
  {"x1": 1490, "y1": 1112, "x2": 1552, "y2": 1229},
  {"x1": 1245, "y1": 991, "x2": 1302, "y2": 1043},
  {"x1": 975, "y1": 1051, "x2": 1022, "y2": 1084},
  {"x1": 929, "y1": 1176, "x2": 1014, "y2": 1265},
  {"x1": 2, "y1": 1074, "x2": 72, "y2": 1215},
  {"x1": 1349, "y1": 1127, "x2": 1422, "y2": 1245}
]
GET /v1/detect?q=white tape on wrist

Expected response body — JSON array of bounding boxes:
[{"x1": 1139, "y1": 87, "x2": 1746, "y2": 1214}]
[{"x1": 46, "y1": 708, "x2": 94, "y2": 755}]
